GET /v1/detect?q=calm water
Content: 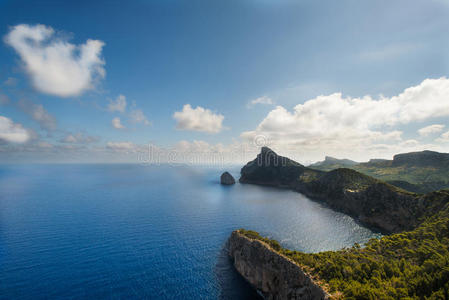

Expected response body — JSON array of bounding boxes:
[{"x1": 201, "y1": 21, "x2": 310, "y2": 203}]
[{"x1": 0, "y1": 164, "x2": 381, "y2": 299}]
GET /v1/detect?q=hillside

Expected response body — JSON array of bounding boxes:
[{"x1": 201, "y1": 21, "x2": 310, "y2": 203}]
[
  {"x1": 308, "y1": 150, "x2": 449, "y2": 193},
  {"x1": 309, "y1": 156, "x2": 359, "y2": 172},
  {"x1": 240, "y1": 148, "x2": 448, "y2": 233},
  {"x1": 237, "y1": 190, "x2": 449, "y2": 299}
]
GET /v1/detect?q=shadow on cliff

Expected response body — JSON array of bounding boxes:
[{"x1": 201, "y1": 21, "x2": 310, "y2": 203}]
[{"x1": 214, "y1": 242, "x2": 262, "y2": 299}]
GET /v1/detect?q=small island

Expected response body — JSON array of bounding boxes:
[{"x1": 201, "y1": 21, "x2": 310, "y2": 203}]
[{"x1": 220, "y1": 171, "x2": 235, "y2": 185}]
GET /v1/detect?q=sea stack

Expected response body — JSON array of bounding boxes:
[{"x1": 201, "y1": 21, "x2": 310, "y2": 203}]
[{"x1": 220, "y1": 172, "x2": 235, "y2": 185}]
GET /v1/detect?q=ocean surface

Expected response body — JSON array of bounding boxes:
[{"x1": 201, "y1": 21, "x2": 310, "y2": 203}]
[{"x1": 0, "y1": 164, "x2": 381, "y2": 299}]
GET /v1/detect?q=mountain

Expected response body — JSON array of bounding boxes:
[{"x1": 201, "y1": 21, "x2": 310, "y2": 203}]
[
  {"x1": 240, "y1": 147, "x2": 449, "y2": 233},
  {"x1": 309, "y1": 156, "x2": 359, "y2": 171},
  {"x1": 308, "y1": 150, "x2": 449, "y2": 193}
]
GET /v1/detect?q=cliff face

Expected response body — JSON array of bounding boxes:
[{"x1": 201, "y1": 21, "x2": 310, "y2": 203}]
[
  {"x1": 240, "y1": 148, "x2": 449, "y2": 233},
  {"x1": 228, "y1": 230, "x2": 330, "y2": 300}
]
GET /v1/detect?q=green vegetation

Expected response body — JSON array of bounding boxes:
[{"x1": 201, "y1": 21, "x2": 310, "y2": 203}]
[
  {"x1": 309, "y1": 156, "x2": 359, "y2": 172},
  {"x1": 309, "y1": 151, "x2": 449, "y2": 193},
  {"x1": 239, "y1": 193, "x2": 449, "y2": 299}
]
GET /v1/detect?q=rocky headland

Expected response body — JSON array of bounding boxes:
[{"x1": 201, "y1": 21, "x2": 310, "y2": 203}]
[
  {"x1": 239, "y1": 147, "x2": 449, "y2": 233},
  {"x1": 228, "y1": 230, "x2": 330, "y2": 300}
]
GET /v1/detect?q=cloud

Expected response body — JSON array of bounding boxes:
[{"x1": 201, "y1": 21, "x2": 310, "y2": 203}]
[
  {"x1": 241, "y1": 77, "x2": 449, "y2": 161},
  {"x1": 61, "y1": 132, "x2": 98, "y2": 144},
  {"x1": 418, "y1": 124, "x2": 445, "y2": 136},
  {"x1": 247, "y1": 96, "x2": 274, "y2": 108},
  {"x1": 129, "y1": 109, "x2": 151, "y2": 125},
  {"x1": 112, "y1": 117, "x2": 125, "y2": 129},
  {"x1": 106, "y1": 141, "x2": 135, "y2": 152},
  {"x1": 4, "y1": 24, "x2": 105, "y2": 97},
  {"x1": 0, "y1": 115, "x2": 31, "y2": 143},
  {"x1": 17, "y1": 99, "x2": 57, "y2": 131},
  {"x1": 173, "y1": 104, "x2": 224, "y2": 133},
  {"x1": 436, "y1": 131, "x2": 449, "y2": 143},
  {"x1": 108, "y1": 94, "x2": 127, "y2": 113}
]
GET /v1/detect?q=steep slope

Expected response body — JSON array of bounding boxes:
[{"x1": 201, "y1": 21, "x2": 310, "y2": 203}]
[
  {"x1": 234, "y1": 191, "x2": 449, "y2": 299},
  {"x1": 228, "y1": 230, "x2": 330, "y2": 300}
]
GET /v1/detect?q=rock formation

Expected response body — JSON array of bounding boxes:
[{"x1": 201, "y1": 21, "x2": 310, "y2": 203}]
[
  {"x1": 221, "y1": 171, "x2": 236, "y2": 185},
  {"x1": 228, "y1": 230, "x2": 330, "y2": 300},
  {"x1": 239, "y1": 147, "x2": 449, "y2": 233}
]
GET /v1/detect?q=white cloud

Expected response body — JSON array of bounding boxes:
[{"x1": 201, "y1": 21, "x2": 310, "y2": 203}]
[
  {"x1": 106, "y1": 141, "x2": 135, "y2": 152},
  {"x1": 418, "y1": 124, "x2": 445, "y2": 136},
  {"x1": 130, "y1": 109, "x2": 151, "y2": 125},
  {"x1": 17, "y1": 99, "x2": 57, "y2": 131},
  {"x1": 0, "y1": 115, "x2": 31, "y2": 143},
  {"x1": 247, "y1": 96, "x2": 274, "y2": 108},
  {"x1": 108, "y1": 94, "x2": 127, "y2": 113},
  {"x1": 4, "y1": 24, "x2": 105, "y2": 97},
  {"x1": 436, "y1": 131, "x2": 449, "y2": 143},
  {"x1": 112, "y1": 117, "x2": 125, "y2": 129},
  {"x1": 61, "y1": 132, "x2": 98, "y2": 144},
  {"x1": 241, "y1": 77, "x2": 449, "y2": 161},
  {"x1": 173, "y1": 104, "x2": 224, "y2": 133}
]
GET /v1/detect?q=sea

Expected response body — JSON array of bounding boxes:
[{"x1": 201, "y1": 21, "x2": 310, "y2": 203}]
[{"x1": 0, "y1": 164, "x2": 381, "y2": 299}]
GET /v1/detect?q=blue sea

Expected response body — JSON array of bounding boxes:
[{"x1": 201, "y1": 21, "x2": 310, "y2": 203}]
[{"x1": 0, "y1": 164, "x2": 381, "y2": 299}]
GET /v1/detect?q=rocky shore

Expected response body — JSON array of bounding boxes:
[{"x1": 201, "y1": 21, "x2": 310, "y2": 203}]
[{"x1": 228, "y1": 230, "x2": 330, "y2": 300}]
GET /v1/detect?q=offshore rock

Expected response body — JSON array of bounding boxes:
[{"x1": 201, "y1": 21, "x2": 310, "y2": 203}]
[{"x1": 221, "y1": 171, "x2": 236, "y2": 185}]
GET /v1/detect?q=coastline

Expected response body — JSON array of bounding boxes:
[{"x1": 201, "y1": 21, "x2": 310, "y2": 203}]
[{"x1": 228, "y1": 230, "x2": 331, "y2": 300}]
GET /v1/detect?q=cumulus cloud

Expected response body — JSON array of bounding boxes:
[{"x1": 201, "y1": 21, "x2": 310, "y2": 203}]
[
  {"x1": 173, "y1": 104, "x2": 224, "y2": 133},
  {"x1": 418, "y1": 124, "x2": 445, "y2": 136},
  {"x1": 247, "y1": 96, "x2": 274, "y2": 108},
  {"x1": 129, "y1": 109, "x2": 151, "y2": 125},
  {"x1": 17, "y1": 99, "x2": 57, "y2": 131},
  {"x1": 61, "y1": 132, "x2": 98, "y2": 144},
  {"x1": 108, "y1": 94, "x2": 127, "y2": 113},
  {"x1": 4, "y1": 24, "x2": 105, "y2": 97},
  {"x1": 241, "y1": 77, "x2": 449, "y2": 161},
  {"x1": 0, "y1": 115, "x2": 31, "y2": 143},
  {"x1": 112, "y1": 117, "x2": 125, "y2": 129}
]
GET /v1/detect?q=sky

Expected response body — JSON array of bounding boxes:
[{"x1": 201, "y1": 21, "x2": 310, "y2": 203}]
[{"x1": 0, "y1": 0, "x2": 448, "y2": 164}]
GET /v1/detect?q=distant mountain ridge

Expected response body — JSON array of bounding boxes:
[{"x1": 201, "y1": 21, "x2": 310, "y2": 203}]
[
  {"x1": 309, "y1": 156, "x2": 359, "y2": 171},
  {"x1": 309, "y1": 150, "x2": 449, "y2": 193},
  {"x1": 240, "y1": 147, "x2": 449, "y2": 233}
]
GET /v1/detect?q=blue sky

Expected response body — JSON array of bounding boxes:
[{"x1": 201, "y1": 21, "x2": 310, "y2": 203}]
[{"x1": 0, "y1": 0, "x2": 448, "y2": 163}]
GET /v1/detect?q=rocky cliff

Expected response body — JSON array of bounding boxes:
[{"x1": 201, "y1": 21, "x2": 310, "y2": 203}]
[
  {"x1": 240, "y1": 147, "x2": 449, "y2": 233},
  {"x1": 228, "y1": 230, "x2": 330, "y2": 300}
]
